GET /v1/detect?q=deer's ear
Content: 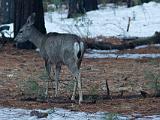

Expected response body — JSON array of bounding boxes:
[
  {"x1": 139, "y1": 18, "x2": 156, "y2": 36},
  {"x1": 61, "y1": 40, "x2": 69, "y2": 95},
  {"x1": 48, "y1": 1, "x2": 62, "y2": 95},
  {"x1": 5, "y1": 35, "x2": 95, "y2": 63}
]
[{"x1": 27, "y1": 13, "x2": 36, "y2": 26}]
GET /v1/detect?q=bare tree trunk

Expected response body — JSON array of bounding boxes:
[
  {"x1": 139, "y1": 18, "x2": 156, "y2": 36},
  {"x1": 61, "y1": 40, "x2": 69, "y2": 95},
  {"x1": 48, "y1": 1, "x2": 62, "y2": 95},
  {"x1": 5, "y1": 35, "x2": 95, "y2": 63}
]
[
  {"x1": 67, "y1": 0, "x2": 85, "y2": 18},
  {"x1": 127, "y1": 0, "x2": 132, "y2": 7},
  {"x1": 83, "y1": 0, "x2": 98, "y2": 12},
  {"x1": 0, "y1": 0, "x2": 2, "y2": 23},
  {"x1": 14, "y1": 0, "x2": 46, "y2": 49},
  {"x1": 67, "y1": 0, "x2": 98, "y2": 18}
]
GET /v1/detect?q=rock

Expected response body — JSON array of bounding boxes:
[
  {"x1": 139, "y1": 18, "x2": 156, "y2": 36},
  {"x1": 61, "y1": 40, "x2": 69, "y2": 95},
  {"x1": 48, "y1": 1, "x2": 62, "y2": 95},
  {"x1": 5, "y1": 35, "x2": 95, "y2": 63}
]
[
  {"x1": 30, "y1": 110, "x2": 48, "y2": 118},
  {"x1": 140, "y1": 90, "x2": 149, "y2": 98},
  {"x1": 132, "y1": 113, "x2": 142, "y2": 118}
]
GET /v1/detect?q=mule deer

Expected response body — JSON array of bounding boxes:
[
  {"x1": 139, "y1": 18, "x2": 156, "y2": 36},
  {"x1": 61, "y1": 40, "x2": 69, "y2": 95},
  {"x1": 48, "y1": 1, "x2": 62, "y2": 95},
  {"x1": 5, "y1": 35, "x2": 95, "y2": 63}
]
[{"x1": 14, "y1": 13, "x2": 85, "y2": 104}]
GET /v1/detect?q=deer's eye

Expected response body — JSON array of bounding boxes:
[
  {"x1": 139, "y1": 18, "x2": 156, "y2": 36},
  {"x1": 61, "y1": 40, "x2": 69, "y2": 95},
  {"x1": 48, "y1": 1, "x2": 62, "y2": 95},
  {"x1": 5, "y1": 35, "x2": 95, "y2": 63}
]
[{"x1": 19, "y1": 30, "x2": 23, "y2": 33}]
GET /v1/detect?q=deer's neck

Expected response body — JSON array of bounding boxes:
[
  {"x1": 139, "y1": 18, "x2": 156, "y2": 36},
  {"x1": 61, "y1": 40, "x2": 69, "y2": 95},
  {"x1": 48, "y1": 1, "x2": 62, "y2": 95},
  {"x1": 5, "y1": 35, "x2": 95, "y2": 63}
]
[{"x1": 29, "y1": 26, "x2": 45, "y2": 48}]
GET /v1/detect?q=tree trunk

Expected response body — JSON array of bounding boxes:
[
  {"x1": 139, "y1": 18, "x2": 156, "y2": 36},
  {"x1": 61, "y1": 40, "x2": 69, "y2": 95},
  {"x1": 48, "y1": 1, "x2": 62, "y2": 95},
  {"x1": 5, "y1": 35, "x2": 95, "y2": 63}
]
[
  {"x1": 67, "y1": 0, "x2": 98, "y2": 18},
  {"x1": 127, "y1": 0, "x2": 132, "y2": 8},
  {"x1": 0, "y1": 0, "x2": 14, "y2": 24},
  {"x1": 0, "y1": 0, "x2": 2, "y2": 23},
  {"x1": 67, "y1": 0, "x2": 85, "y2": 18},
  {"x1": 14, "y1": 0, "x2": 46, "y2": 49},
  {"x1": 83, "y1": 0, "x2": 98, "y2": 12}
]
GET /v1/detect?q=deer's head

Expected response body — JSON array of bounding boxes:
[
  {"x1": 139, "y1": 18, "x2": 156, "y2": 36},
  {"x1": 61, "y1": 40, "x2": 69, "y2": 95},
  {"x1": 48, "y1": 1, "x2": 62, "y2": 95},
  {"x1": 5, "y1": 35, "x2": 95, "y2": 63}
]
[{"x1": 14, "y1": 13, "x2": 36, "y2": 43}]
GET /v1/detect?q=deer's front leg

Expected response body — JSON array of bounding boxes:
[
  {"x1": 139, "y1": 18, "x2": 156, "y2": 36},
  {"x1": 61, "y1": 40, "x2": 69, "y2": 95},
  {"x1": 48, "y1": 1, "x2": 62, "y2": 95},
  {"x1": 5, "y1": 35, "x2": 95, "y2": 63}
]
[
  {"x1": 45, "y1": 60, "x2": 51, "y2": 98},
  {"x1": 54, "y1": 64, "x2": 61, "y2": 97}
]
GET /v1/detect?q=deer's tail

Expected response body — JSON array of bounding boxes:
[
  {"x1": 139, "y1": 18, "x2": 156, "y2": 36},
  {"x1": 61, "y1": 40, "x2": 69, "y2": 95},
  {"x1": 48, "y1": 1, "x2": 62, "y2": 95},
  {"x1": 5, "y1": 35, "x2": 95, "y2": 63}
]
[{"x1": 74, "y1": 41, "x2": 84, "y2": 60}]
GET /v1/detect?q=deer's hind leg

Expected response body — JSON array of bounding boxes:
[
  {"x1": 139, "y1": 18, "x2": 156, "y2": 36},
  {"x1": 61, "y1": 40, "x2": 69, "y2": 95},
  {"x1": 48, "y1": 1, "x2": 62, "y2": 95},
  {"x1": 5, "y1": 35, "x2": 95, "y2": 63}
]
[
  {"x1": 67, "y1": 64, "x2": 83, "y2": 104},
  {"x1": 77, "y1": 72, "x2": 83, "y2": 104},
  {"x1": 71, "y1": 77, "x2": 77, "y2": 101}
]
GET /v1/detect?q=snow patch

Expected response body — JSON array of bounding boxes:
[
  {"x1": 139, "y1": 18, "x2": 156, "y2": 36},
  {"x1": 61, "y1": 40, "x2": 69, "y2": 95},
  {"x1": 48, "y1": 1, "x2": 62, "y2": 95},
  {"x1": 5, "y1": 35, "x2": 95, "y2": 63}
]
[
  {"x1": 1, "y1": 2, "x2": 160, "y2": 39},
  {"x1": 0, "y1": 107, "x2": 159, "y2": 120},
  {"x1": 45, "y1": 2, "x2": 160, "y2": 38},
  {"x1": 85, "y1": 53, "x2": 160, "y2": 59}
]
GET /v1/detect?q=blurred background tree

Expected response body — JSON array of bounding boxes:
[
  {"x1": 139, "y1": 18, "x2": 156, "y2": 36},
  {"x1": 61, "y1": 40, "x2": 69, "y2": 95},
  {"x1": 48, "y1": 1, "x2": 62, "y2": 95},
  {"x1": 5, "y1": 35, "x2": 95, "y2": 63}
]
[{"x1": 14, "y1": 0, "x2": 46, "y2": 49}]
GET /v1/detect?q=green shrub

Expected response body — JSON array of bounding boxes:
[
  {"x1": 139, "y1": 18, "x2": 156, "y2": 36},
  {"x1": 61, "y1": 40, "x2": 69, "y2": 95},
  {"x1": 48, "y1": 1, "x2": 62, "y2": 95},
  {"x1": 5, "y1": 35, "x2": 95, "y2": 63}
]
[
  {"x1": 19, "y1": 74, "x2": 47, "y2": 99},
  {"x1": 104, "y1": 112, "x2": 119, "y2": 120},
  {"x1": 145, "y1": 71, "x2": 160, "y2": 96}
]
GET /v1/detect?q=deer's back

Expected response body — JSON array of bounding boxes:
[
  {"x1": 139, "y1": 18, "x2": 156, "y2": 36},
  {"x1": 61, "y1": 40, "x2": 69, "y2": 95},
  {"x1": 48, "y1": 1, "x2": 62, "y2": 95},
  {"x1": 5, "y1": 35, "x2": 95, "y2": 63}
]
[{"x1": 42, "y1": 33, "x2": 83, "y2": 65}]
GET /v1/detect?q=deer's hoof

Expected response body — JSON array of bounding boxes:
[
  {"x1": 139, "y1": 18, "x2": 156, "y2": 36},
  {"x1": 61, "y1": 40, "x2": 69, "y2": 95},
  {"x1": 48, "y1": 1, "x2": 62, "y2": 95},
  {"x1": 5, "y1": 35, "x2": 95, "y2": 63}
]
[
  {"x1": 78, "y1": 100, "x2": 83, "y2": 105},
  {"x1": 45, "y1": 92, "x2": 48, "y2": 98},
  {"x1": 78, "y1": 97, "x2": 83, "y2": 104},
  {"x1": 71, "y1": 96, "x2": 75, "y2": 101},
  {"x1": 54, "y1": 93, "x2": 58, "y2": 98}
]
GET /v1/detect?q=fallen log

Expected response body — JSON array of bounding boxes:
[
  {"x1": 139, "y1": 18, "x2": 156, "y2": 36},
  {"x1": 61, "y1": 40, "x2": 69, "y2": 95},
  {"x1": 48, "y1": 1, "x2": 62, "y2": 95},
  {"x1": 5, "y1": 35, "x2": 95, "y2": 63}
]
[
  {"x1": 128, "y1": 32, "x2": 160, "y2": 46},
  {"x1": 85, "y1": 32, "x2": 160, "y2": 50},
  {"x1": 86, "y1": 41, "x2": 135, "y2": 50}
]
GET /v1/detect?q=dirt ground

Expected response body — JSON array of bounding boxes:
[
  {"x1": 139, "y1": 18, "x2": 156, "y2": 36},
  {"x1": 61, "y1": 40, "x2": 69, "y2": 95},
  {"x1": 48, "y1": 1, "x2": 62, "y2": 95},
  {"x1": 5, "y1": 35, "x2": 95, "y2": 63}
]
[{"x1": 0, "y1": 42, "x2": 160, "y2": 116}]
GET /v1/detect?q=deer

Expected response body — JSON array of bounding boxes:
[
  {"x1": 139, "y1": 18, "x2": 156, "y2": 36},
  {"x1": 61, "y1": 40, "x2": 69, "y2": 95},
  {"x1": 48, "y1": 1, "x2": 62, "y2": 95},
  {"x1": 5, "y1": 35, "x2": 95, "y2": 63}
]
[{"x1": 14, "y1": 13, "x2": 85, "y2": 104}]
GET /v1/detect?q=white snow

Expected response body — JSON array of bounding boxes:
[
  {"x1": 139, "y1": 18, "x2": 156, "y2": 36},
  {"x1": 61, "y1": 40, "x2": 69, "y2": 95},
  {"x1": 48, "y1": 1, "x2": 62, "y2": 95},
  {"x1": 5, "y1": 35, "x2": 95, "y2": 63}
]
[
  {"x1": 137, "y1": 115, "x2": 160, "y2": 120},
  {"x1": 85, "y1": 52, "x2": 160, "y2": 59},
  {"x1": 85, "y1": 46, "x2": 160, "y2": 59},
  {"x1": 0, "y1": 2, "x2": 160, "y2": 119},
  {"x1": 0, "y1": 107, "x2": 125, "y2": 120},
  {"x1": 45, "y1": 2, "x2": 160, "y2": 38},
  {"x1": 0, "y1": 24, "x2": 14, "y2": 38},
  {"x1": 1, "y1": 2, "x2": 160, "y2": 38},
  {"x1": 135, "y1": 44, "x2": 160, "y2": 49},
  {"x1": 0, "y1": 107, "x2": 159, "y2": 120}
]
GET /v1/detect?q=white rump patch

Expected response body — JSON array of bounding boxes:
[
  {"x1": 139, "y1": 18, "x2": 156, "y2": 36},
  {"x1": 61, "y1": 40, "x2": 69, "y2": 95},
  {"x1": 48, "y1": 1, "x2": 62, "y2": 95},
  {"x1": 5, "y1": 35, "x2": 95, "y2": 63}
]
[
  {"x1": 74, "y1": 42, "x2": 80, "y2": 59},
  {"x1": 80, "y1": 42, "x2": 84, "y2": 55}
]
